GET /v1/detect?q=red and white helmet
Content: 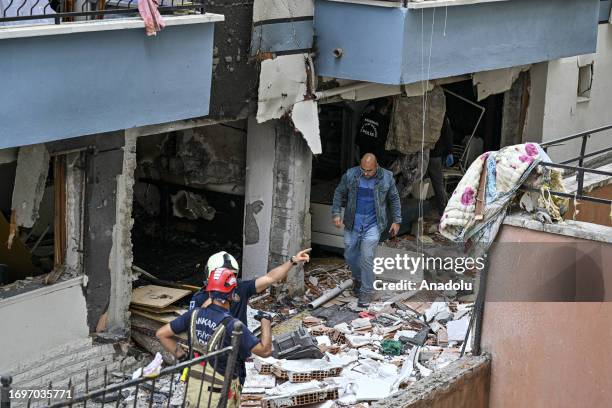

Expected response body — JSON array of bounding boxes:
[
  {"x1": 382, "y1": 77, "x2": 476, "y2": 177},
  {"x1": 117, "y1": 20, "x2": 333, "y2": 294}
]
[{"x1": 206, "y1": 267, "x2": 238, "y2": 294}]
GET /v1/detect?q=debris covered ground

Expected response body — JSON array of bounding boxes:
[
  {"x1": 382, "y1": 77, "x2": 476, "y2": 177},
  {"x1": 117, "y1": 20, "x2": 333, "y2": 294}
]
[
  {"x1": 127, "y1": 249, "x2": 475, "y2": 408},
  {"x1": 243, "y1": 256, "x2": 474, "y2": 407}
]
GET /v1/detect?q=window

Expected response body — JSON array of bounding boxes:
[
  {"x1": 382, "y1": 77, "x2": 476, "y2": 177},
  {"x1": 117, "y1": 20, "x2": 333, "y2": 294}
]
[{"x1": 577, "y1": 62, "x2": 594, "y2": 102}]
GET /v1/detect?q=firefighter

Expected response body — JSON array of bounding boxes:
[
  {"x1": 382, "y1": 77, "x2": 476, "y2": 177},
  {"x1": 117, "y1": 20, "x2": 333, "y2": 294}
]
[
  {"x1": 188, "y1": 249, "x2": 311, "y2": 325},
  {"x1": 156, "y1": 268, "x2": 272, "y2": 407}
]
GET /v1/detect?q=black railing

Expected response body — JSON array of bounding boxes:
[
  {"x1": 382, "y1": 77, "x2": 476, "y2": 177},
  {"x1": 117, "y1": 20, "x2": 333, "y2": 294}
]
[
  {"x1": 0, "y1": 0, "x2": 205, "y2": 25},
  {"x1": 537, "y1": 125, "x2": 612, "y2": 206},
  {"x1": 0, "y1": 322, "x2": 243, "y2": 408}
]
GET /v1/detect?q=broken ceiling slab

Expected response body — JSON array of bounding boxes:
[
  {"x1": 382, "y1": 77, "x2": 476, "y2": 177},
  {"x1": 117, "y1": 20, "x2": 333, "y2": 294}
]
[
  {"x1": 256, "y1": 54, "x2": 307, "y2": 123},
  {"x1": 11, "y1": 144, "x2": 50, "y2": 229},
  {"x1": 472, "y1": 65, "x2": 530, "y2": 101},
  {"x1": 292, "y1": 98, "x2": 322, "y2": 154}
]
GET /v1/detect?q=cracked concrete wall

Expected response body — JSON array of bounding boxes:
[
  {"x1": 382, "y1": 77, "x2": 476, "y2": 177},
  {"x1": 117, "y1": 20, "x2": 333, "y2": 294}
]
[
  {"x1": 268, "y1": 119, "x2": 312, "y2": 295},
  {"x1": 79, "y1": 133, "x2": 126, "y2": 332},
  {"x1": 373, "y1": 355, "x2": 491, "y2": 408},
  {"x1": 500, "y1": 71, "x2": 530, "y2": 149},
  {"x1": 0, "y1": 278, "x2": 89, "y2": 372},
  {"x1": 135, "y1": 123, "x2": 246, "y2": 196},
  {"x1": 107, "y1": 132, "x2": 137, "y2": 336},
  {"x1": 177, "y1": 126, "x2": 246, "y2": 189}
]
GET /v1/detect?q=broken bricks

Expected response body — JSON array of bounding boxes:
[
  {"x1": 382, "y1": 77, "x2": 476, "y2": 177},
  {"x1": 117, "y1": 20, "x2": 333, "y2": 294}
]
[{"x1": 241, "y1": 259, "x2": 477, "y2": 406}]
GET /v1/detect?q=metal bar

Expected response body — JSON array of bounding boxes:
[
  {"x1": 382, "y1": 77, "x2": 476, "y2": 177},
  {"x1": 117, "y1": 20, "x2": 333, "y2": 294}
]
[
  {"x1": 540, "y1": 123, "x2": 612, "y2": 148},
  {"x1": 0, "y1": 375, "x2": 11, "y2": 408},
  {"x1": 576, "y1": 135, "x2": 589, "y2": 196},
  {"x1": 132, "y1": 384, "x2": 139, "y2": 408},
  {"x1": 147, "y1": 379, "x2": 155, "y2": 408},
  {"x1": 219, "y1": 322, "x2": 243, "y2": 408},
  {"x1": 521, "y1": 186, "x2": 612, "y2": 205},
  {"x1": 47, "y1": 348, "x2": 233, "y2": 408},
  {"x1": 165, "y1": 374, "x2": 175, "y2": 408},
  {"x1": 101, "y1": 366, "x2": 108, "y2": 407},
  {"x1": 30, "y1": 224, "x2": 51, "y2": 254},
  {"x1": 560, "y1": 145, "x2": 612, "y2": 165},
  {"x1": 539, "y1": 162, "x2": 612, "y2": 177},
  {"x1": 0, "y1": 4, "x2": 203, "y2": 22},
  {"x1": 472, "y1": 258, "x2": 489, "y2": 356},
  {"x1": 442, "y1": 88, "x2": 486, "y2": 171},
  {"x1": 207, "y1": 347, "x2": 221, "y2": 408}
]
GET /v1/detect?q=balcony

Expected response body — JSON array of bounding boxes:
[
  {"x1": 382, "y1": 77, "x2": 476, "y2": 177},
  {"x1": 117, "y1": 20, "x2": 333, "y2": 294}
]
[
  {"x1": 313, "y1": 0, "x2": 600, "y2": 85},
  {"x1": 0, "y1": 0, "x2": 223, "y2": 149}
]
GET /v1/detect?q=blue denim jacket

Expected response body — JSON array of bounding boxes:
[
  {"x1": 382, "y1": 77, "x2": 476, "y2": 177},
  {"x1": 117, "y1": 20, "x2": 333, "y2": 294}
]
[{"x1": 332, "y1": 166, "x2": 402, "y2": 232}]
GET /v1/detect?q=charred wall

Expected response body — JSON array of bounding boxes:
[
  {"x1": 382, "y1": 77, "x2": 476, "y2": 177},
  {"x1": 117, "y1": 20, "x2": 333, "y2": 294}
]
[
  {"x1": 48, "y1": 133, "x2": 127, "y2": 332},
  {"x1": 206, "y1": 1, "x2": 258, "y2": 121}
]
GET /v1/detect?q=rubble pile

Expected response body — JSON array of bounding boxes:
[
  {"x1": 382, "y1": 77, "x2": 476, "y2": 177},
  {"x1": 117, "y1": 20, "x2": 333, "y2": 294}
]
[
  {"x1": 244, "y1": 261, "x2": 475, "y2": 407},
  {"x1": 125, "y1": 257, "x2": 474, "y2": 407}
]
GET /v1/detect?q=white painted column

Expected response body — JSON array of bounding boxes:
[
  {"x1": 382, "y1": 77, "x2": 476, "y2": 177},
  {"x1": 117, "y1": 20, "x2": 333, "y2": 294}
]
[{"x1": 242, "y1": 117, "x2": 276, "y2": 280}]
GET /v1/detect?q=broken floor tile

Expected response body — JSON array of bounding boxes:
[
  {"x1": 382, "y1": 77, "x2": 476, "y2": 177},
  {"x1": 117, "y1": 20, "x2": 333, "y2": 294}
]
[
  {"x1": 424, "y1": 300, "x2": 449, "y2": 322},
  {"x1": 243, "y1": 373, "x2": 277, "y2": 389},
  {"x1": 350, "y1": 318, "x2": 372, "y2": 330},
  {"x1": 447, "y1": 316, "x2": 470, "y2": 342}
]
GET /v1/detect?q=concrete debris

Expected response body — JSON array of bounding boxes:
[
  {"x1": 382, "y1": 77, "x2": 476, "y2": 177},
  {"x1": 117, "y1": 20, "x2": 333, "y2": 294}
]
[
  {"x1": 256, "y1": 54, "x2": 307, "y2": 123},
  {"x1": 243, "y1": 258, "x2": 476, "y2": 406},
  {"x1": 292, "y1": 98, "x2": 322, "y2": 154},
  {"x1": 424, "y1": 300, "x2": 449, "y2": 322},
  {"x1": 472, "y1": 65, "x2": 530, "y2": 101},
  {"x1": 350, "y1": 318, "x2": 372, "y2": 330},
  {"x1": 124, "y1": 256, "x2": 475, "y2": 407},
  {"x1": 255, "y1": 53, "x2": 322, "y2": 155},
  {"x1": 447, "y1": 316, "x2": 470, "y2": 342},
  {"x1": 316, "y1": 335, "x2": 332, "y2": 347}
]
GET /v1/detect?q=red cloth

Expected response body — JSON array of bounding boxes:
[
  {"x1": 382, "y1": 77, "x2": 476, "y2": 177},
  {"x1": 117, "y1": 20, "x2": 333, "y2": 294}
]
[{"x1": 138, "y1": 0, "x2": 165, "y2": 36}]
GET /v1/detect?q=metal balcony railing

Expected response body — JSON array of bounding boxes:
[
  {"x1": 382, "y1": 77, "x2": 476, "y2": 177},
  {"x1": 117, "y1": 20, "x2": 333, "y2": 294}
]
[
  {"x1": 0, "y1": 0, "x2": 205, "y2": 25},
  {"x1": 0, "y1": 322, "x2": 244, "y2": 408},
  {"x1": 538, "y1": 124, "x2": 612, "y2": 206}
]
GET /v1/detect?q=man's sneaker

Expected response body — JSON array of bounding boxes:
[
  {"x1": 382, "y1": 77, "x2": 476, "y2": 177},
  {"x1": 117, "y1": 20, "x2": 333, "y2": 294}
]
[
  {"x1": 351, "y1": 280, "x2": 361, "y2": 297},
  {"x1": 357, "y1": 292, "x2": 372, "y2": 309}
]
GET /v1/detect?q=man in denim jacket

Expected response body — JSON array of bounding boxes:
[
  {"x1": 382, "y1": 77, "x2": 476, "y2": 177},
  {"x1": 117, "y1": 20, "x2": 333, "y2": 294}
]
[{"x1": 332, "y1": 153, "x2": 402, "y2": 307}]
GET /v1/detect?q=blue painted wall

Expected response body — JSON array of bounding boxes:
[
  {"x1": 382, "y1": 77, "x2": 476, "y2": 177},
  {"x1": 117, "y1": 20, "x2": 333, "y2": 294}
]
[
  {"x1": 314, "y1": 0, "x2": 600, "y2": 85},
  {"x1": 0, "y1": 22, "x2": 216, "y2": 149}
]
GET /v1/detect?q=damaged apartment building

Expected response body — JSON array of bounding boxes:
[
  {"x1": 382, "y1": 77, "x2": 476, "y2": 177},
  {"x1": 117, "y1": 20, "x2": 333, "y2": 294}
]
[{"x1": 1, "y1": 0, "x2": 612, "y2": 404}]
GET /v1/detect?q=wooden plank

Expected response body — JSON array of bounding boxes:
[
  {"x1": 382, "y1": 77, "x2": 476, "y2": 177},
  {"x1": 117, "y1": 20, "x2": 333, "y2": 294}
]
[
  {"x1": 130, "y1": 308, "x2": 177, "y2": 324},
  {"x1": 53, "y1": 155, "x2": 66, "y2": 269},
  {"x1": 130, "y1": 284, "x2": 191, "y2": 309},
  {"x1": 130, "y1": 304, "x2": 185, "y2": 314},
  {"x1": 474, "y1": 164, "x2": 488, "y2": 221}
]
